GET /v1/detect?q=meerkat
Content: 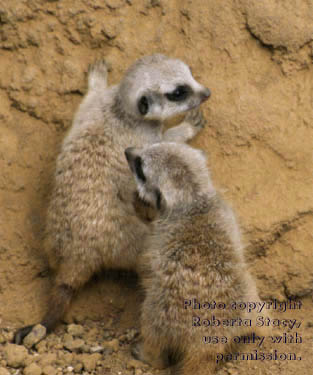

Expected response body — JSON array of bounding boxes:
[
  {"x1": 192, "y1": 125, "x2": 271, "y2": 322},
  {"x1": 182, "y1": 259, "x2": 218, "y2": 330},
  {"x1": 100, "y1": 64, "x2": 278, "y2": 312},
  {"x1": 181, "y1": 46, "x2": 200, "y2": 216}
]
[
  {"x1": 14, "y1": 54, "x2": 211, "y2": 344},
  {"x1": 125, "y1": 142, "x2": 268, "y2": 374}
]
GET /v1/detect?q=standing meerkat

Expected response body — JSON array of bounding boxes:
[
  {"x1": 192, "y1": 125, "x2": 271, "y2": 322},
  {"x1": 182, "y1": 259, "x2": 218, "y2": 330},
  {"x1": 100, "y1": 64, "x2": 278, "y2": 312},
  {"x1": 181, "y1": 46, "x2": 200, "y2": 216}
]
[
  {"x1": 125, "y1": 142, "x2": 268, "y2": 374},
  {"x1": 14, "y1": 54, "x2": 210, "y2": 344}
]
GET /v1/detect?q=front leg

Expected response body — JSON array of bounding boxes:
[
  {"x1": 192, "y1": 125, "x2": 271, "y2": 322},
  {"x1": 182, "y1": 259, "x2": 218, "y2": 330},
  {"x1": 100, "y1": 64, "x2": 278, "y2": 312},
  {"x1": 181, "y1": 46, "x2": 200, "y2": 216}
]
[{"x1": 163, "y1": 108, "x2": 206, "y2": 143}]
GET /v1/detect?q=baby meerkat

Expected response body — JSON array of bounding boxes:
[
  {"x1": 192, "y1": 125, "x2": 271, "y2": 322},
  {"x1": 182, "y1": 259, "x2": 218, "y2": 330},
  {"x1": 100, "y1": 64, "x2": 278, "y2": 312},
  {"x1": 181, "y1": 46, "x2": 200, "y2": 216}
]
[
  {"x1": 14, "y1": 54, "x2": 210, "y2": 344},
  {"x1": 125, "y1": 142, "x2": 267, "y2": 374}
]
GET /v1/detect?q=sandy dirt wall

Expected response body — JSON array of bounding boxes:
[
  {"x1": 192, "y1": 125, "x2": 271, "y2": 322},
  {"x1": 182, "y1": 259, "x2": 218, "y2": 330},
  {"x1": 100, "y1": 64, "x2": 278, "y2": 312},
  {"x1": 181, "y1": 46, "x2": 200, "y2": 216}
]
[{"x1": 0, "y1": 0, "x2": 312, "y2": 373}]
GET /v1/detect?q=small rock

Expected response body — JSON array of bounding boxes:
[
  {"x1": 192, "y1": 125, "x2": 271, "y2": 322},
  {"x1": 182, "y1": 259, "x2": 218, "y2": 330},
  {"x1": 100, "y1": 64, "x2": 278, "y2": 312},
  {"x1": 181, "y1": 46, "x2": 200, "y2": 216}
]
[
  {"x1": 67, "y1": 324, "x2": 84, "y2": 337},
  {"x1": 119, "y1": 328, "x2": 138, "y2": 343},
  {"x1": 36, "y1": 340, "x2": 47, "y2": 353},
  {"x1": 87, "y1": 328, "x2": 98, "y2": 340},
  {"x1": 4, "y1": 343, "x2": 28, "y2": 368},
  {"x1": 61, "y1": 353, "x2": 74, "y2": 364},
  {"x1": 2, "y1": 331, "x2": 14, "y2": 342},
  {"x1": 0, "y1": 334, "x2": 6, "y2": 344},
  {"x1": 126, "y1": 328, "x2": 138, "y2": 342},
  {"x1": 90, "y1": 346, "x2": 104, "y2": 353},
  {"x1": 63, "y1": 333, "x2": 73, "y2": 342},
  {"x1": 227, "y1": 369, "x2": 239, "y2": 375},
  {"x1": 0, "y1": 368, "x2": 10, "y2": 375},
  {"x1": 23, "y1": 324, "x2": 46, "y2": 349},
  {"x1": 39, "y1": 353, "x2": 57, "y2": 366},
  {"x1": 127, "y1": 359, "x2": 144, "y2": 370},
  {"x1": 24, "y1": 363, "x2": 42, "y2": 375},
  {"x1": 42, "y1": 365, "x2": 57, "y2": 375},
  {"x1": 78, "y1": 354, "x2": 101, "y2": 372},
  {"x1": 102, "y1": 330, "x2": 114, "y2": 340},
  {"x1": 81, "y1": 344, "x2": 90, "y2": 353},
  {"x1": 64, "y1": 338, "x2": 85, "y2": 352},
  {"x1": 102, "y1": 339, "x2": 119, "y2": 352},
  {"x1": 73, "y1": 364, "x2": 83, "y2": 373},
  {"x1": 135, "y1": 370, "x2": 143, "y2": 375}
]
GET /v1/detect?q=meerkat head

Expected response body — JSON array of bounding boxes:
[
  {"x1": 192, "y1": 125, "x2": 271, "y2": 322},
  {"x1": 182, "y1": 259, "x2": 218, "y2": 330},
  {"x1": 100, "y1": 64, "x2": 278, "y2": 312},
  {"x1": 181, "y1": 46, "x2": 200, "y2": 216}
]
[
  {"x1": 118, "y1": 54, "x2": 210, "y2": 122},
  {"x1": 125, "y1": 142, "x2": 214, "y2": 212}
]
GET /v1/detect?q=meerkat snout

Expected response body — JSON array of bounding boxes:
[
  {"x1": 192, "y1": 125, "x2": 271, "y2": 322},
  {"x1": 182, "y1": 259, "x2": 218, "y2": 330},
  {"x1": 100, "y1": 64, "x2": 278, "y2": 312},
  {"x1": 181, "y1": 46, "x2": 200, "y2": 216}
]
[{"x1": 200, "y1": 87, "x2": 211, "y2": 102}]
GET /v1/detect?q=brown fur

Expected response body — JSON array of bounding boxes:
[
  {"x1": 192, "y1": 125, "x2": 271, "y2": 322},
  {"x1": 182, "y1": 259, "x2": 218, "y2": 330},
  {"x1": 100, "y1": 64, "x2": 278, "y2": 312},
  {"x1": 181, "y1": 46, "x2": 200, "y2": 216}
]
[
  {"x1": 126, "y1": 143, "x2": 268, "y2": 374},
  {"x1": 14, "y1": 55, "x2": 210, "y2": 344}
]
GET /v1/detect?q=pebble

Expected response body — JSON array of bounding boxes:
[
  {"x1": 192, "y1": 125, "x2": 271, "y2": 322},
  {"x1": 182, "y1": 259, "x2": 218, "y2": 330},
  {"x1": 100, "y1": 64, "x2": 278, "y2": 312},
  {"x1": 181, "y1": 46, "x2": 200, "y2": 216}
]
[
  {"x1": 24, "y1": 363, "x2": 42, "y2": 375},
  {"x1": 0, "y1": 335, "x2": 6, "y2": 345},
  {"x1": 60, "y1": 353, "x2": 74, "y2": 365},
  {"x1": 102, "y1": 339, "x2": 119, "y2": 352},
  {"x1": 23, "y1": 325, "x2": 47, "y2": 349},
  {"x1": 42, "y1": 365, "x2": 57, "y2": 375},
  {"x1": 90, "y1": 346, "x2": 104, "y2": 354},
  {"x1": 73, "y1": 364, "x2": 83, "y2": 373},
  {"x1": 77, "y1": 354, "x2": 102, "y2": 372},
  {"x1": 39, "y1": 353, "x2": 57, "y2": 366},
  {"x1": 227, "y1": 369, "x2": 239, "y2": 375},
  {"x1": 0, "y1": 368, "x2": 10, "y2": 375},
  {"x1": 4, "y1": 344, "x2": 28, "y2": 368},
  {"x1": 126, "y1": 359, "x2": 144, "y2": 370},
  {"x1": 67, "y1": 324, "x2": 84, "y2": 337},
  {"x1": 36, "y1": 340, "x2": 47, "y2": 353},
  {"x1": 64, "y1": 339, "x2": 85, "y2": 352}
]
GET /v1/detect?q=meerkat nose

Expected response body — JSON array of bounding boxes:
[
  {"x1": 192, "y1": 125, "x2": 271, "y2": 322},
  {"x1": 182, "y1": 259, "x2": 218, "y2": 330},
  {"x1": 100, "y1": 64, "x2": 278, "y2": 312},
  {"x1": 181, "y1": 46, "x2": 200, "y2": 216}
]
[
  {"x1": 201, "y1": 88, "x2": 211, "y2": 101},
  {"x1": 125, "y1": 147, "x2": 135, "y2": 162}
]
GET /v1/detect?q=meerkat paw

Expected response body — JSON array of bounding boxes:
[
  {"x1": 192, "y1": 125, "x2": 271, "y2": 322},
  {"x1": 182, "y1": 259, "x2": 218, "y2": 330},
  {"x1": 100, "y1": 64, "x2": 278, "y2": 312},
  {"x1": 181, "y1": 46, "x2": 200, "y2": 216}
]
[
  {"x1": 185, "y1": 107, "x2": 207, "y2": 129},
  {"x1": 163, "y1": 108, "x2": 206, "y2": 142},
  {"x1": 88, "y1": 59, "x2": 108, "y2": 91}
]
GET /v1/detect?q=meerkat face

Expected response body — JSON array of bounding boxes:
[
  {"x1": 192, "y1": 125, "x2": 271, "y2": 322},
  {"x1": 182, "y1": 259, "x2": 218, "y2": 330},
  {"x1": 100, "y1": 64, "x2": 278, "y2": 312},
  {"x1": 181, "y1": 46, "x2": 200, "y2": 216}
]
[
  {"x1": 125, "y1": 142, "x2": 213, "y2": 211},
  {"x1": 118, "y1": 54, "x2": 211, "y2": 121}
]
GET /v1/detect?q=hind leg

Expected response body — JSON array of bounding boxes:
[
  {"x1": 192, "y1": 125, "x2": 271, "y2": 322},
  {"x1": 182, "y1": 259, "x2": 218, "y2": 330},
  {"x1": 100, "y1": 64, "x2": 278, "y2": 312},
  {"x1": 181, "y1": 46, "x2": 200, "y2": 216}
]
[{"x1": 14, "y1": 257, "x2": 99, "y2": 345}]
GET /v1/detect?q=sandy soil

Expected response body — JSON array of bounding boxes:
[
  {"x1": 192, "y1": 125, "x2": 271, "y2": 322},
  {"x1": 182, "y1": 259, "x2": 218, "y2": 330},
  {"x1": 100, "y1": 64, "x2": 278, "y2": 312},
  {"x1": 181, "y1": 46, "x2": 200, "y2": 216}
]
[{"x1": 0, "y1": 0, "x2": 312, "y2": 374}]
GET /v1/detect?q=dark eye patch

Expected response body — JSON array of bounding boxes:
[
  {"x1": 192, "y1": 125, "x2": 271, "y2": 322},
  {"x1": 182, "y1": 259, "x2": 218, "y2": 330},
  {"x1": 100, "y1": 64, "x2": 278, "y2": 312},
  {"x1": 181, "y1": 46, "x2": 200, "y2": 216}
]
[
  {"x1": 134, "y1": 156, "x2": 146, "y2": 182},
  {"x1": 155, "y1": 188, "x2": 162, "y2": 210},
  {"x1": 138, "y1": 96, "x2": 149, "y2": 115},
  {"x1": 165, "y1": 85, "x2": 190, "y2": 102}
]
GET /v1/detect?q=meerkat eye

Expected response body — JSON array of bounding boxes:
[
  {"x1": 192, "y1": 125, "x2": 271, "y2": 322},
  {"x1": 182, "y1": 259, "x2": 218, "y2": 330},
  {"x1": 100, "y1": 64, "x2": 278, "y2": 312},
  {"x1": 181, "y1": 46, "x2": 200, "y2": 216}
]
[
  {"x1": 138, "y1": 96, "x2": 149, "y2": 115},
  {"x1": 134, "y1": 156, "x2": 146, "y2": 182},
  {"x1": 165, "y1": 85, "x2": 190, "y2": 102}
]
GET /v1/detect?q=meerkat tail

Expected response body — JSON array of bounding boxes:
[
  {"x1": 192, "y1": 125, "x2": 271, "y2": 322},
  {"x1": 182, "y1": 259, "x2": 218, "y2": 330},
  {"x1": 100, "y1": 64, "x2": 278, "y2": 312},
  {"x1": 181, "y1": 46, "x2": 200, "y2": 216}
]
[{"x1": 87, "y1": 59, "x2": 108, "y2": 91}]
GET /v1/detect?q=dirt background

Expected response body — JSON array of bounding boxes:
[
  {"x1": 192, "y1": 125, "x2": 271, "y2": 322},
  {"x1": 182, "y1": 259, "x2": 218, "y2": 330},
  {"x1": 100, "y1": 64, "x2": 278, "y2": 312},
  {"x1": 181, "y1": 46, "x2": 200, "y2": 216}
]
[{"x1": 0, "y1": 0, "x2": 312, "y2": 374}]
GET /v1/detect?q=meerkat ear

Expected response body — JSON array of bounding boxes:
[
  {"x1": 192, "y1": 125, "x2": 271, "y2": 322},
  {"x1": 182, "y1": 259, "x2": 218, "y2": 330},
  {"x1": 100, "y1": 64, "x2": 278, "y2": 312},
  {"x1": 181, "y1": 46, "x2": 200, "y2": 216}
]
[{"x1": 138, "y1": 95, "x2": 149, "y2": 115}]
